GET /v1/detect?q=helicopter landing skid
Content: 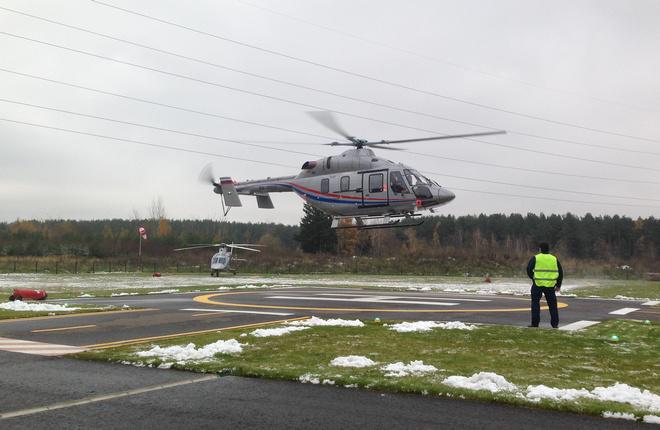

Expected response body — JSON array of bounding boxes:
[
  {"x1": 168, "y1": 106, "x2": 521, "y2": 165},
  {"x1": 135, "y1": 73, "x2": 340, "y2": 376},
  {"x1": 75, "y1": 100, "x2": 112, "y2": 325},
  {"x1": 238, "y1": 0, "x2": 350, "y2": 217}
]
[{"x1": 331, "y1": 214, "x2": 423, "y2": 230}]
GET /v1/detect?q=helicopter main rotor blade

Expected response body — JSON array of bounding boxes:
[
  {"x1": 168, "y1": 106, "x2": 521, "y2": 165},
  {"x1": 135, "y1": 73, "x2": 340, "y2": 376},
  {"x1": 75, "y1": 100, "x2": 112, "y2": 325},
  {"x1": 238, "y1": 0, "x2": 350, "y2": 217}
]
[
  {"x1": 227, "y1": 244, "x2": 261, "y2": 252},
  {"x1": 229, "y1": 243, "x2": 266, "y2": 247},
  {"x1": 369, "y1": 130, "x2": 506, "y2": 145},
  {"x1": 307, "y1": 111, "x2": 353, "y2": 141},
  {"x1": 367, "y1": 144, "x2": 406, "y2": 151},
  {"x1": 199, "y1": 163, "x2": 218, "y2": 186}
]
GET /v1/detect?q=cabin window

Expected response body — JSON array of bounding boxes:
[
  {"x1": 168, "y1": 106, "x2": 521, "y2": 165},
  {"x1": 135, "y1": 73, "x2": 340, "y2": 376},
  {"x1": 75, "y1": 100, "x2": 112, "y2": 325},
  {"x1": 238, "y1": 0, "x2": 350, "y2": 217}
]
[
  {"x1": 390, "y1": 171, "x2": 409, "y2": 194},
  {"x1": 326, "y1": 156, "x2": 332, "y2": 169},
  {"x1": 340, "y1": 176, "x2": 350, "y2": 192},
  {"x1": 321, "y1": 178, "x2": 329, "y2": 194},
  {"x1": 368, "y1": 173, "x2": 384, "y2": 193}
]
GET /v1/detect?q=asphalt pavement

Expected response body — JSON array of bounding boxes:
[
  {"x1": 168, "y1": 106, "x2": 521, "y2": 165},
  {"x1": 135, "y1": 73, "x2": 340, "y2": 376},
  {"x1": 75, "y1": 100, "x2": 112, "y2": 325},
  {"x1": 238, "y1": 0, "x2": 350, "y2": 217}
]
[{"x1": 0, "y1": 350, "x2": 652, "y2": 430}]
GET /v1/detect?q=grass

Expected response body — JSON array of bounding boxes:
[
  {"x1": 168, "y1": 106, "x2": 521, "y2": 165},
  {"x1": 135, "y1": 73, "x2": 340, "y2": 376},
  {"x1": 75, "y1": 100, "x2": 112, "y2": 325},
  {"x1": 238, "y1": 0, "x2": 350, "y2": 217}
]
[
  {"x1": 75, "y1": 319, "x2": 659, "y2": 418},
  {"x1": 0, "y1": 304, "x2": 124, "y2": 320},
  {"x1": 572, "y1": 280, "x2": 660, "y2": 300}
]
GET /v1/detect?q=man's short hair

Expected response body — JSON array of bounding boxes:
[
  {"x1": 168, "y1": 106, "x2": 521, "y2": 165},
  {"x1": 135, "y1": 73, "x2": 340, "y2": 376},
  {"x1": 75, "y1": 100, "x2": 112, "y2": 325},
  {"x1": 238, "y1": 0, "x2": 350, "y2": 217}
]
[{"x1": 539, "y1": 242, "x2": 550, "y2": 253}]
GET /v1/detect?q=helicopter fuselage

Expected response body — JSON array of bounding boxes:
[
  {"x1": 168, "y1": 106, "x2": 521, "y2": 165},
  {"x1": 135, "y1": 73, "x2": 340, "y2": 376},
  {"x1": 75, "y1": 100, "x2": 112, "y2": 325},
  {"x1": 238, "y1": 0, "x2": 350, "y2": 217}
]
[{"x1": 229, "y1": 148, "x2": 455, "y2": 217}]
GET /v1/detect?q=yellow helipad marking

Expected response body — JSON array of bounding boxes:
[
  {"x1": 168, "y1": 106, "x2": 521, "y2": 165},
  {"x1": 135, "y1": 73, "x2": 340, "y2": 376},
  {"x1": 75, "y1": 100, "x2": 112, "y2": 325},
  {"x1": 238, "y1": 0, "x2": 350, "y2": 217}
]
[
  {"x1": 193, "y1": 292, "x2": 568, "y2": 313},
  {"x1": 83, "y1": 316, "x2": 310, "y2": 350},
  {"x1": 32, "y1": 324, "x2": 96, "y2": 333},
  {"x1": 0, "y1": 308, "x2": 158, "y2": 324}
]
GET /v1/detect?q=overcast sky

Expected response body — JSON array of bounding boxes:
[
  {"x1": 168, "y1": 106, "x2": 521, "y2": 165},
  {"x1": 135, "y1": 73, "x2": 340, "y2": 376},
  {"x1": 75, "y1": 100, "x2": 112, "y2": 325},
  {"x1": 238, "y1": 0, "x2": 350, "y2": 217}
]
[{"x1": 1, "y1": 0, "x2": 659, "y2": 225}]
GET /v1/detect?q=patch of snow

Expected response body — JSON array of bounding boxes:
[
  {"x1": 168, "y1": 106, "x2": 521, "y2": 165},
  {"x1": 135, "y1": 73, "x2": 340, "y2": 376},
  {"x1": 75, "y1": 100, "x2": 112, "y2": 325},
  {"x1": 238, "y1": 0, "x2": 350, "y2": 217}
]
[
  {"x1": 344, "y1": 384, "x2": 358, "y2": 388},
  {"x1": 287, "y1": 316, "x2": 364, "y2": 328},
  {"x1": 147, "y1": 289, "x2": 180, "y2": 294},
  {"x1": 442, "y1": 372, "x2": 517, "y2": 393},
  {"x1": 602, "y1": 411, "x2": 636, "y2": 420},
  {"x1": 525, "y1": 385, "x2": 592, "y2": 402},
  {"x1": 382, "y1": 360, "x2": 438, "y2": 377},
  {"x1": 330, "y1": 355, "x2": 376, "y2": 368},
  {"x1": 136, "y1": 339, "x2": 243, "y2": 361},
  {"x1": 614, "y1": 295, "x2": 647, "y2": 301},
  {"x1": 250, "y1": 326, "x2": 309, "y2": 337},
  {"x1": 388, "y1": 321, "x2": 476, "y2": 333},
  {"x1": 78, "y1": 293, "x2": 94, "y2": 298},
  {"x1": 110, "y1": 292, "x2": 139, "y2": 297},
  {"x1": 592, "y1": 383, "x2": 660, "y2": 413},
  {"x1": 0, "y1": 301, "x2": 81, "y2": 312},
  {"x1": 322, "y1": 379, "x2": 335, "y2": 385},
  {"x1": 299, "y1": 373, "x2": 320, "y2": 384},
  {"x1": 643, "y1": 415, "x2": 660, "y2": 424},
  {"x1": 526, "y1": 383, "x2": 660, "y2": 413},
  {"x1": 157, "y1": 362, "x2": 173, "y2": 369}
]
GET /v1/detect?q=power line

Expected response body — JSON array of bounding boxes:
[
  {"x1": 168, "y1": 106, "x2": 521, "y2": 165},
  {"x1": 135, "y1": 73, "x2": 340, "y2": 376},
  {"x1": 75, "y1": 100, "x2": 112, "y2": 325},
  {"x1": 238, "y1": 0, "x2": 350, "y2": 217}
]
[
  {"x1": 89, "y1": 0, "x2": 660, "y2": 144},
  {"x1": 3, "y1": 96, "x2": 656, "y2": 203},
  {"x1": 4, "y1": 116, "x2": 659, "y2": 211},
  {"x1": 0, "y1": 98, "x2": 321, "y2": 158},
  {"x1": 2, "y1": 67, "x2": 658, "y2": 185},
  {"x1": 0, "y1": 117, "x2": 295, "y2": 168},
  {"x1": 419, "y1": 170, "x2": 660, "y2": 203},
  {"x1": 234, "y1": 0, "x2": 659, "y2": 115},
  {"x1": 2, "y1": 116, "x2": 658, "y2": 209},
  {"x1": 3, "y1": 5, "x2": 657, "y2": 157},
  {"x1": 2, "y1": 31, "x2": 659, "y2": 173},
  {"x1": 446, "y1": 186, "x2": 660, "y2": 209}
]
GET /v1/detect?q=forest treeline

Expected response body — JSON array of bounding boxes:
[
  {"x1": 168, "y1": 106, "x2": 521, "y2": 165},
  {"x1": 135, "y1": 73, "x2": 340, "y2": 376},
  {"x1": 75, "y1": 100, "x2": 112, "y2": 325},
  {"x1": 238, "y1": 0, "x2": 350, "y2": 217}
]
[{"x1": 1, "y1": 212, "x2": 658, "y2": 274}]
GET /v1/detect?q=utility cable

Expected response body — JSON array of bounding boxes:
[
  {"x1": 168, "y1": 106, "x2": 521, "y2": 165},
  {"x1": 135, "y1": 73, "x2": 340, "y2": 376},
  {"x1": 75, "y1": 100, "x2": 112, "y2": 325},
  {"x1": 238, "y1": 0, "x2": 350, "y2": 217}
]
[
  {"x1": 3, "y1": 96, "x2": 657, "y2": 201},
  {"x1": 2, "y1": 31, "x2": 659, "y2": 173},
  {"x1": 2, "y1": 5, "x2": 657, "y2": 157},
  {"x1": 89, "y1": 0, "x2": 660, "y2": 144},
  {"x1": 2, "y1": 67, "x2": 658, "y2": 185},
  {"x1": 234, "y1": 0, "x2": 658, "y2": 114}
]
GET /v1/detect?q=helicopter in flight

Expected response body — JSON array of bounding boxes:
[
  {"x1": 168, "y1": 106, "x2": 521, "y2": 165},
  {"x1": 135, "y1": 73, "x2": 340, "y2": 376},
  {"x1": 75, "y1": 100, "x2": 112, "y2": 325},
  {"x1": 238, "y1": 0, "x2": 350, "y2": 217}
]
[
  {"x1": 202, "y1": 112, "x2": 505, "y2": 229},
  {"x1": 174, "y1": 243, "x2": 262, "y2": 276}
]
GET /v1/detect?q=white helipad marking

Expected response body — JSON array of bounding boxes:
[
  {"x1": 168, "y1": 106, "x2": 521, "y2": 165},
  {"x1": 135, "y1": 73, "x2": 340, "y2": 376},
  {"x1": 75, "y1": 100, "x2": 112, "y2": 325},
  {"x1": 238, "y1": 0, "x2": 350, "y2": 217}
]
[
  {"x1": 266, "y1": 296, "x2": 459, "y2": 306},
  {"x1": 0, "y1": 337, "x2": 86, "y2": 356},
  {"x1": 609, "y1": 307, "x2": 640, "y2": 315},
  {"x1": 642, "y1": 301, "x2": 660, "y2": 306},
  {"x1": 318, "y1": 293, "x2": 491, "y2": 302},
  {"x1": 558, "y1": 320, "x2": 600, "y2": 331},
  {"x1": 0, "y1": 375, "x2": 218, "y2": 419},
  {"x1": 181, "y1": 308, "x2": 293, "y2": 316}
]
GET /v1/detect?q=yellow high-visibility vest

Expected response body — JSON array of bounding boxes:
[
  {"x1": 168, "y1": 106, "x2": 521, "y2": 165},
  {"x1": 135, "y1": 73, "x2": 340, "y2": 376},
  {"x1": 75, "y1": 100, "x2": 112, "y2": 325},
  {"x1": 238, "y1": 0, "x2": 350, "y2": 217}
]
[{"x1": 533, "y1": 253, "x2": 559, "y2": 287}]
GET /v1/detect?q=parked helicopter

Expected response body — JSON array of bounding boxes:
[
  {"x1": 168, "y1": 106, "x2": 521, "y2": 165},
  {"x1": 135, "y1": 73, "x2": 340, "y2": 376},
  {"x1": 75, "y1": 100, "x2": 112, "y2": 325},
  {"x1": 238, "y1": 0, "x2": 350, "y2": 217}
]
[
  {"x1": 202, "y1": 111, "x2": 505, "y2": 229},
  {"x1": 174, "y1": 243, "x2": 262, "y2": 276}
]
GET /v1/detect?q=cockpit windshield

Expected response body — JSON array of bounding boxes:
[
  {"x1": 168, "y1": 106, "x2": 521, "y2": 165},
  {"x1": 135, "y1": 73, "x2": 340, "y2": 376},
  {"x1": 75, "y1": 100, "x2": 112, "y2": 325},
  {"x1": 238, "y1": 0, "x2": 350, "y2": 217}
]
[{"x1": 404, "y1": 169, "x2": 434, "y2": 186}]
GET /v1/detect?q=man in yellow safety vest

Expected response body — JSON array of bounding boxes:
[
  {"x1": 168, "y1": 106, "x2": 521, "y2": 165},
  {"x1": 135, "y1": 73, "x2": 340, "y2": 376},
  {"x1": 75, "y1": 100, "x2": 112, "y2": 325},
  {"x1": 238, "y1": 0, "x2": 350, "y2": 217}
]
[{"x1": 526, "y1": 242, "x2": 563, "y2": 328}]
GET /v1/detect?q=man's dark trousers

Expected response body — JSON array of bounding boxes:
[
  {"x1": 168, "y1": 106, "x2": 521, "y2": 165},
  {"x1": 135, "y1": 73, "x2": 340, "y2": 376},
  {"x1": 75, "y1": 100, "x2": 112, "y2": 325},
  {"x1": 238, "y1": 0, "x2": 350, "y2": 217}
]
[{"x1": 531, "y1": 285, "x2": 559, "y2": 328}]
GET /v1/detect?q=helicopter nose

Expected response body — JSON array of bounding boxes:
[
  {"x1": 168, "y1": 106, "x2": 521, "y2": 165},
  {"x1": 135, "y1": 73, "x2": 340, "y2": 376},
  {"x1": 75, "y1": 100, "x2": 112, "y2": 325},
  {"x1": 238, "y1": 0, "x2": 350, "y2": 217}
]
[{"x1": 437, "y1": 188, "x2": 456, "y2": 204}]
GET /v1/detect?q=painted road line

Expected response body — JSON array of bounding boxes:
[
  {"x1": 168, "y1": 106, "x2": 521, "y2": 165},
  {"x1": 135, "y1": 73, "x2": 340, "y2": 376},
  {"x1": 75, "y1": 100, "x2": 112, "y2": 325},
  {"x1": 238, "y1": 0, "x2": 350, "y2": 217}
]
[
  {"x1": 318, "y1": 293, "x2": 491, "y2": 302},
  {"x1": 181, "y1": 308, "x2": 294, "y2": 316},
  {"x1": 31, "y1": 324, "x2": 96, "y2": 333},
  {"x1": 0, "y1": 375, "x2": 218, "y2": 420},
  {"x1": 642, "y1": 301, "x2": 660, "y2": 306},
  {"x1": 0, "y1": 337, "x2": 86, "y2": 356},
  {"x1": 195, "y1": 292, "x2": 567, "y2": 313},
  {"x1": 0, "y1": 308, "x2": 158, "y2": 324},
  {"x1": 83, "y1": 316, "x2": 310, "y2": 350},
  {"x1": 609, "y1": 307, "x2": 640, "y2": 315},
  {"x1": 558, "y1": 320, "x2": 600, "y2": 331},
  {"x1": 266, "y1": 296, "x2": 460, "y2": 306}
]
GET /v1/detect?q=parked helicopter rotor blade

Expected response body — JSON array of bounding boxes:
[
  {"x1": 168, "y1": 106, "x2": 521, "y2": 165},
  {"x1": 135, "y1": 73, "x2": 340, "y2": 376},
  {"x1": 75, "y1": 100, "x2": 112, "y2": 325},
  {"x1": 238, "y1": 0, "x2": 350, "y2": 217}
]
[
  {"x1": 229, "y1": 243, "x2": 266, "y2": 247},
  {"x1": 307, "y1": 111, "x2": 354, "y2": 141},
  {"x1": 226, "y1": 244, "x2": 261, "y2": 252},
  {"x1": 367, "y1": 130, "x2": 506, "y2": 145},
  {"x1": 173, "y1": 244, "x2": 221, "y2": 251},
  {"x1": 199, "y1": 163, "x2": 219, "y2": 186}
]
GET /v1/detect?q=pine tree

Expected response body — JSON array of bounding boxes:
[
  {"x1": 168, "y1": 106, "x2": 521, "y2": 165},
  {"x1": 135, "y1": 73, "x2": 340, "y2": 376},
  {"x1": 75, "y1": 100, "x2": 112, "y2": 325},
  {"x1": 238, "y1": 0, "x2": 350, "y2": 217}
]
[{"x1": 295, "y1": 204, "x2": 337, "y2": 253}]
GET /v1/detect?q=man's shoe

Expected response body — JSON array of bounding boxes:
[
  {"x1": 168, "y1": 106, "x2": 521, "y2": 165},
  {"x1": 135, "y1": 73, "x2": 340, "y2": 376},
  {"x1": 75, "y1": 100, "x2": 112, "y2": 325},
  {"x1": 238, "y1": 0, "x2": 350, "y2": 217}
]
[
  {"x1": 527, "y1": 325, "x2": 538, "y2": 328},
  {"x1": 552, "y1": 326, "x2": 559, "y2": 329}
]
